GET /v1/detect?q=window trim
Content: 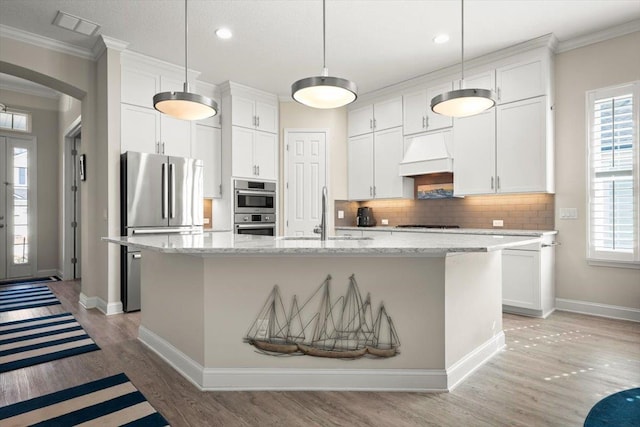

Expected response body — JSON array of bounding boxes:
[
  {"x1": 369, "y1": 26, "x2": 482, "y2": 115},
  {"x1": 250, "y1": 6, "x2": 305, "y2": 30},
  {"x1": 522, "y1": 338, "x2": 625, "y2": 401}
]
[
  {"x1": 586, "y1": 81, "x2": 640, "y2": 267},
  {"x1": 0, "y1": 109, "x2": 32, "y2": 133}
]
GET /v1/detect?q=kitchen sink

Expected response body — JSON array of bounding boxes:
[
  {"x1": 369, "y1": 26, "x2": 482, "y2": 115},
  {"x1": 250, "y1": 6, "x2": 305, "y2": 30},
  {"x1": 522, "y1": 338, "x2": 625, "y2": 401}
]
[{"x1": 276, "y1": 236, "x2": 373, "y2": 241}]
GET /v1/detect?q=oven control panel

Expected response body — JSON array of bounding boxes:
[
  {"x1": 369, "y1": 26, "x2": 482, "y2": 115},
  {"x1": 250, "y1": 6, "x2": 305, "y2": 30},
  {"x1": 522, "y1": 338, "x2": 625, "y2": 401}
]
[{"x1": 234, "y1": 214, "x2": 275, "y2": 224}]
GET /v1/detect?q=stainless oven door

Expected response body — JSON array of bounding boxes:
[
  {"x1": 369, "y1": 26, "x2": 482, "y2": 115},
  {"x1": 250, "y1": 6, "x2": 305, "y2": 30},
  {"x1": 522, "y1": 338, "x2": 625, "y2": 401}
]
[
  {"x1": 235, "y1": 223, "x2": 276, "y2": 236},
  {"x1": 234, "y1": 189, "x2": 276, "y2": 214}
]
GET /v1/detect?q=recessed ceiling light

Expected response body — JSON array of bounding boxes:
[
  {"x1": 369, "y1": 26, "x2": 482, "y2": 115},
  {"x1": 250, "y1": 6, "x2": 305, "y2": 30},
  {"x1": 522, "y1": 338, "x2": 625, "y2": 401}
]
[
  {"x1": 215, "y1": 28, "x2": 232, "y2": 40},
  {"x1": 433, "y1": 33, "x2": 450, "y2": 44},
  {"x1": 53, "y1": 10, "x2": 100, "y2": 36}
]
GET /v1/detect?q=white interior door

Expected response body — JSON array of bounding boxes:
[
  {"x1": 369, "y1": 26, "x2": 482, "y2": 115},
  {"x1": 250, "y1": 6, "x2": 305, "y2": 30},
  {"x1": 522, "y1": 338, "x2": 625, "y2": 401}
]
[
  {"x1": 2, "y1": 135, "x2": 37, "y2": 279},
  {"x1": 286, "y1": 132, "x2": 326, "y2": 236}
]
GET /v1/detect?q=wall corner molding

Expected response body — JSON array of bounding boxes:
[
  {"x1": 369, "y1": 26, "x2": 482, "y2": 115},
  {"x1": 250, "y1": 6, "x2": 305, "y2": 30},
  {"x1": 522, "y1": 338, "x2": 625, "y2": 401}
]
[
  {"x1": 0, "y1": 24, "x2": 94, "y2": 60},
  {"x1": 79, "y1": 293, "x2": 123, "y2": 315},
  {"x1": 555, "y1": 298, "x2": 640, "y2": 322},
  {"x1": 556, "y1": 19, "x2": 640, "y2": 53},
  {"x1": 92, "y1": 35, "x2": 129, "y2": 59},
  {"x1": 446, "y1": 332, "x2": 505, "y2": 391}
]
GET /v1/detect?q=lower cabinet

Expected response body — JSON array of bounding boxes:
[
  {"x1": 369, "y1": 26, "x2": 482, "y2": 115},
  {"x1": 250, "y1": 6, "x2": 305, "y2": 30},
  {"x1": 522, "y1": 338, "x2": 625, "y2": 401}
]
[{"x1": 502, "y1": 236, "x2": 556, "y2": 318}]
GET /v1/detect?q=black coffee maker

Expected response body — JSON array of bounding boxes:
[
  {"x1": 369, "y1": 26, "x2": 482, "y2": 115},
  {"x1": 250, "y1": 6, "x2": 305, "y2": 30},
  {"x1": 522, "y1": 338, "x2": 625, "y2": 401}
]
[{"x1": 356, "y1": 207, "x2": 376, "y2": 227}]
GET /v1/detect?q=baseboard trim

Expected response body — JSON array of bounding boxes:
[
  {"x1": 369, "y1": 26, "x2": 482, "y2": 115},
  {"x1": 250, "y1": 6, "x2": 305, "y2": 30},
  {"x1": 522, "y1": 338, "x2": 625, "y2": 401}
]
[
  {"x1": 502, "y1": 305, "x2": 556, "y2": 319},
  {"x1": 138, "y1": 325, "x2": 449, "y2": 391},
  {"x1": 446, "y1": 332, "x2": 505, "y2": 391},
  {"x1": 36, "y1": 269, "x2": 59, "y2": 277},
  {"x1": 79, "y1": 293, "x2": 123, "y2": 316},
  {"x1": 555, "y1": 298, "x2": 640, "y2": 323}
]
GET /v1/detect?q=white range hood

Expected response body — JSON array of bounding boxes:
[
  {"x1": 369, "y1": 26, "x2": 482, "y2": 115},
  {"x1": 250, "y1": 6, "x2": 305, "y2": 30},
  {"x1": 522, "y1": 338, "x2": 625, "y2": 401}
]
[{"x1": 399, "y1": 129, "x2": 453, "y2": 176}]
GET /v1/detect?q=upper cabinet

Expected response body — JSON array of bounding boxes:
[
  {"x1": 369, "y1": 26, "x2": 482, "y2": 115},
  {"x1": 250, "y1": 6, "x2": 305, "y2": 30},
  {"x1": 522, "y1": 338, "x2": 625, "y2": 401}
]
[
  {"x1": 231, "y1": 95, "x2": 278, "y2": 134},
  {"x1": 403, "y1": 82, "x2": 454, "y2": 135},
  {"x1": 496, "y1": 58, "x2": 549, "y2": 104},
  {"x1": 348, "y1": 97, "x2": 402, "y2": 137}
]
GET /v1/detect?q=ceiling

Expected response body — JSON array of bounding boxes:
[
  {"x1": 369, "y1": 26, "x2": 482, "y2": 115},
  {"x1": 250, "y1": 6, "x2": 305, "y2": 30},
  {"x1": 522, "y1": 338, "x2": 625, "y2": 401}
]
[{"x1": 1, "y1": 1, "x2": 639, "y2": 98}]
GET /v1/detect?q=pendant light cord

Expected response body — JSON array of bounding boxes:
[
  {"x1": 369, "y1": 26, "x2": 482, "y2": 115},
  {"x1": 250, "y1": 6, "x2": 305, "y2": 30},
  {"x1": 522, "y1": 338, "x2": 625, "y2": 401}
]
[
  {"x1": 184, "y1": 0, "x2": 189, "y2": 88},
  {"x1": 460, "y1": 0, "x2": 464, "y2": 83},
  {"x1": 322, "y1": 0, "x2": 328, "y2": 76}
]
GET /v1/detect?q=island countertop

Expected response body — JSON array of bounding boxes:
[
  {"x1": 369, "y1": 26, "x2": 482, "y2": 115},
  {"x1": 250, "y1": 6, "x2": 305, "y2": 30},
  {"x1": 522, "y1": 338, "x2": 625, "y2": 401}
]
[
  {"x1": 335, "y1": 226, "x2": 557, "y2": 237},
  {"x1": 104, "y1": 231, "x2": 541, "y2": 256}
]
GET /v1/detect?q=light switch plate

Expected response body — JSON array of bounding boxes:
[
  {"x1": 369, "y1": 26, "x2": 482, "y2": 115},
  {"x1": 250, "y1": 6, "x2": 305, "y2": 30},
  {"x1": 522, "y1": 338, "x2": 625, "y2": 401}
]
[
  {"x1": 337, "y1": 210, "x2": 344, "y2": 219},
  {"x1": 203, "y1": 218, "x2": 210, "y2": 224},
  {"x1": 493, "y1": 219, "x2": 504, "y2": 227},
  {"x1": 381, "y1": 219, "x2": 389, "y2": 225},
  {"x1": 559, "y1": 208, "x2": 578, "y2": 219}
]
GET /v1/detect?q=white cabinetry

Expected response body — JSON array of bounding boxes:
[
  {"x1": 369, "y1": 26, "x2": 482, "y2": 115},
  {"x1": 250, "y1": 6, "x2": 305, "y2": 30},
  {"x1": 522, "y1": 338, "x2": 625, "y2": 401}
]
[
  {"x1": 231, "y1": 127, "x2": 277, "y2": 180},
  {"x1": 348, "y1": 97, "x2": 403, "y2": 137},
  {"x1": 192, "y1": 125, "x2": 222, "y2": 198},
  {"x1": 403, "y1": 82, "x2": 453, "y2": 135},
  {"x1": 454, "y1": 96, "x2": 553, "y2": 195},
  {"x1": 503, "y1": 236, "x2": 556, "y2": 318},
  {"x1": 348, "y1": 127, "x2": 413, "y2": 200},
  {"x1": 232, "y1": 95, "x2": 278, "y2": 134},
  {"x1": 496, "y1": 58, "x2": 547, "y2": 104}
]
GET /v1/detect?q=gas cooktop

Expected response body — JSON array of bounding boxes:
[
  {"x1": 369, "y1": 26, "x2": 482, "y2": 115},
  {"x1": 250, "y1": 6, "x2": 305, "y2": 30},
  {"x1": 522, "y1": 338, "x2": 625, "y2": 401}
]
[{"x1": 395, "y1": 225, "x2": 460, "y2": 229}]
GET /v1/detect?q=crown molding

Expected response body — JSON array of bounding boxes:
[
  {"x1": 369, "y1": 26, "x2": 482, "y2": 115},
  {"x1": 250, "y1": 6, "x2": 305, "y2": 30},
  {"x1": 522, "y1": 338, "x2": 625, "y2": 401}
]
[
  {"x1": 92, "y1": 35, "x2": 129, "y2": 59},
  {"x1": 120, "y1": 50, "x2": 201, "y2": 81},
  {"x1": 556, "y1": 19, "x2": 640, "y2": 53},
  {"x1": 0, "y1": 24, "x2": 94, "y2": 61},
  {"x1": 219, "y1": 81, "x2": 278, "y2": 102}
]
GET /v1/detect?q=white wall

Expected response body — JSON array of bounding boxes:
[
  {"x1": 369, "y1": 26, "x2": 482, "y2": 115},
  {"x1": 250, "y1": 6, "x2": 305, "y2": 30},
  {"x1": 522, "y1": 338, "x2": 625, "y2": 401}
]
[
  {"x1": 554, "y1": 31, "x2": 640, "y2": 309},
  {"x1": 278, "y1": 101, "x2": 348, "y2": 232},
  {"x1": 0, "y1": 89, "x2": 59, "y2": 274}
]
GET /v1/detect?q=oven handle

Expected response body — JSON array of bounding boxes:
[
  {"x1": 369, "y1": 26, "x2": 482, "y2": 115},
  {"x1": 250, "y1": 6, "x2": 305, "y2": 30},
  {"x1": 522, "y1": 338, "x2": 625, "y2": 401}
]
[
  {"x1": 235, "y1": 223, "x2": 276, "y2": 229},
  {"x1": 236, "y1": 189, "x2": 276, "y2": 197}
]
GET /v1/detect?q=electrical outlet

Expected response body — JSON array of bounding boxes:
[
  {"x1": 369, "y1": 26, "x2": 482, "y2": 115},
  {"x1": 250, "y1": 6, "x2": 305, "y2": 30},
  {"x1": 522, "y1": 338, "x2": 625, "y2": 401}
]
[
  {"x1": 203, "y1": 218, "x2": 210, "y2": 224},
  {"x1": 337, "y1": 210, "x2": 344, "y2": 219},
  {"x1": 256, "y1": 319, "x2": 269, "y2": 339},
  {"x1": 381, "y1": 219, "x2": 389, "y2": 225},
  {"x1": 493, "y1": 219, "x2": 504, "y2": 227}
]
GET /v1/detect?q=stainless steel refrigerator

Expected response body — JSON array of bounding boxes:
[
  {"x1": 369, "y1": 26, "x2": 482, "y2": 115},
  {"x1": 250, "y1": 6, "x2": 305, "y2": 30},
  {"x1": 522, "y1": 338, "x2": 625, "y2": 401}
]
[{"x1": 120, "y1": 151, "x2": 203, "y2": 312}]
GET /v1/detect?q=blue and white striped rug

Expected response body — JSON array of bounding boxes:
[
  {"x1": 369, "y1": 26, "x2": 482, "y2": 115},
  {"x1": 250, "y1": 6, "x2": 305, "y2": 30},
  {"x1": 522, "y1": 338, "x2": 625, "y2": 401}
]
[
  {"x1": 0, "y1": 286, "x2": 61, "y2": 313},
  {"x1": 0, "y1": 312, "x2": 99, "y2": 373},
  {"x1": 0, "y1": 373, "x2": 170, "y2": 426}
]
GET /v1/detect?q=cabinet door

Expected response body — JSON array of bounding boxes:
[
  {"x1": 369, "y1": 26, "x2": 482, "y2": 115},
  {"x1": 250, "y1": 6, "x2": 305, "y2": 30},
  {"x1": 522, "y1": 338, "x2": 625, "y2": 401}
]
[
  {"x1": 121, "y1": 104, "x2": 160, "y2": 154},
  {"x1": 160, "y1": 115, "x2": 192, "y2": 158},
  {"x1": 121, "y1": 68, "x2": 159, "y2": 108},
  {"x1": 232, "y1": 126, "x2": 256, "y2": 179},
  {"x1": 160, "y1": 76, "x2": 184, "y2": 92},
  {"x1": 426, "y1": 82, "x2": 454, "y2": 131},
  {"x1": 496, "y1": 97, "x2": 547, "y2": 193},
  {"x1": 335, "y1": 229, "x2": 363, "y2": 237},
  {"x1": 373, "y1": 97, "x2": 403, "y2": 131},
  {"x1": 496, "y1": 59, "x2": 545, "y2": 104},
  {"x1": 254, "y1": 131, "x2": 278, "y2": 180},
  {"x1": 360, "y1": 230, "x2": 392, "y2": 238},
  {"x1": 460, "y1": 70, "x2": 495, "y2": 92},
  {"x1": 232, "y1": 95, "x2": 256, "y2": 129},
  {"x1": 193, "y1": 125, "x2": 222, "y2": 198},
  {"x1": 348, "y1": 134, "x2": 374, "y2": 200},
  {"x1": 403, "y1": 89, "x2": 427, "y2": 135},
  {"x1": 374, "y1": 127, "x2": 404, "y2": 199},
  {"x1": 348, "y1": 104, "x2": 374, "y2": 137},
  {"x1": 503, "y1": 249, "x2": 540, "y2": 310},
  {"x1": 194, "y1": 82, "x2": 221, "y2": 128},
  {"x1": 255, "y1": 101, "x2": 278, "y2": 134},
  {"x1": 453, "y1": 108, "x2": 496, "y2": 195}
]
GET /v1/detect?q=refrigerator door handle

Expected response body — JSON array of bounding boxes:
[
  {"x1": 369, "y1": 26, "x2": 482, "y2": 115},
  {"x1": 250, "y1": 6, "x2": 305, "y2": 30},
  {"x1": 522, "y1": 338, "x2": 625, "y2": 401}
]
[
  {"x1": 169, "y1": 163, "x2": 176, "y2": 218},
  {"x1": 161, "y1": 163, "x2": 168, "y2": 219}
]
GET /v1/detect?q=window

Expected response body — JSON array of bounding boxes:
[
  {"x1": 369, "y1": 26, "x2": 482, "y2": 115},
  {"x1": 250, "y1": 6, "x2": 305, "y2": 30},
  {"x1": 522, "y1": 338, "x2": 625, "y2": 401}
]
[
  {"x1": 587, "y1": 82, "x2": 639, "y2": 266},
  {"x1": 0, "y1": 110, "x2": 31, "y2": 132}
]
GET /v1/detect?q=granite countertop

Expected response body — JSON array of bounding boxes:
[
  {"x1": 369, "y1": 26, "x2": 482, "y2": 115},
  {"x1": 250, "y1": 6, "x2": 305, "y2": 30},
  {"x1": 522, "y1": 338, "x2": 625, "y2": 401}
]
[
  {"x1": 335, "y1": 226, "x2": 557, "y2": 237},
  {"x1": 103, "y1": 231, "x2": 541, "y2": 256}
]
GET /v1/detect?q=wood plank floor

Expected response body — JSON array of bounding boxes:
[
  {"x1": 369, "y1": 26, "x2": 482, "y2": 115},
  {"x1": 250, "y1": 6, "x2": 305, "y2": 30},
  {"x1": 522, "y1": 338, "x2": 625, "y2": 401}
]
[{"x1": 1, "y1": 280, "x2": 639, "y2": 426}]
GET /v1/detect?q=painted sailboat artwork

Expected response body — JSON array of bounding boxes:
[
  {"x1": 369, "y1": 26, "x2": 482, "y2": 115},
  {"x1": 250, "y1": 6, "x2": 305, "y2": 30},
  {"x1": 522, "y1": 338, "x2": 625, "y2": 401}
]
[{"x1": 244, "y1": 275, "x2": 400, "y2": 359}]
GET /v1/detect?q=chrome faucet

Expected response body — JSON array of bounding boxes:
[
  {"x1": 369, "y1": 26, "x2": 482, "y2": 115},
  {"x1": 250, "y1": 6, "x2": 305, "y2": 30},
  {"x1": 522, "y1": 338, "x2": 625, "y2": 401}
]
[{"x1": 313, "y1": 186, "x2": 328, "y2": 241}]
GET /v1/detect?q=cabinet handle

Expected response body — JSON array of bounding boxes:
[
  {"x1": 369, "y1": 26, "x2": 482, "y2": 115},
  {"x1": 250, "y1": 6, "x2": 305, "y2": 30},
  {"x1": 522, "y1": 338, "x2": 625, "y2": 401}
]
[
  {"x1": 541, "y1": 242, "x2": 560, "y2": 248},
  {"x1": 370, "y1": 186, "x2": 373, "y2": 196},
  {"x1": 257, "y1": 116, "x2": 260, "y2": 127},
  {"x1": 219, "y1": 184, "x2": 222, "y2": 196},
  {"x1": 373, "y1": 118, "x2": 377, "y2": 129},
  {"x1": 496, "y1": 176, "x2": 500, "y2": 190},
  {"x1": 497, "y1": 87, "x2": 501, "y2": 101},
  {"x1": 425, "y1": 116, "x2": 429, "y2": 129},
  {"x1": 422, "y1": 116, "x2": 426, "y2": 129},
  {"x1": 370, "y1": 119, "x2": 373, "y2": 130},
  {"x1": 162, "y1": 142, "x2": 165, "y2": 155},
  {"x1": 491, "y1": 176, "x2": 494, "y2": 190},
  {"x1": 373, "y1": 186, "x2": 376, "y2": 197},
  {"x1": 253, "y1": 165, "x2": 256, "y2": 175},
  {"x1": 257, "y1": 165, "x2": 260, "y2": 176},
  {"x1": 156, "y1": 142, "x2": 160, "y2": 154}
]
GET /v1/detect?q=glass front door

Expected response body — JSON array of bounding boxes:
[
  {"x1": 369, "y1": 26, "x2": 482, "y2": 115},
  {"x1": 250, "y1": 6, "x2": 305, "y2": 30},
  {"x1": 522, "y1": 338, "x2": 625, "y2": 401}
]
[{"x1": 1, "y1": 135, "x2": 36, "y2": 279}]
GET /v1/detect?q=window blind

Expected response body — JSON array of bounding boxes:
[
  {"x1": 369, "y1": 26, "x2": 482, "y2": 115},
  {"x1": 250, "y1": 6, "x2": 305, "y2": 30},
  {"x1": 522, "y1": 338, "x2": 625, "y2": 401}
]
[{"x1": 587, "y1": 82, "x2": 639, "y2": 264}]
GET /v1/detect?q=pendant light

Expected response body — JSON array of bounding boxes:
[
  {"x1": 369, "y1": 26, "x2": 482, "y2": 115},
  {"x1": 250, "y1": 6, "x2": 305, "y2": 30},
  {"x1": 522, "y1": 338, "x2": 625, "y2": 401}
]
[
  {"x1": 291, "y1": 0, "x2": 357, "y2": 109},
  {"x1": 153, "y1": 0, "x2": 218, "y2": 120},
  {"x1": 430, "y1": 0, "x2": 495, "y2": 118}
]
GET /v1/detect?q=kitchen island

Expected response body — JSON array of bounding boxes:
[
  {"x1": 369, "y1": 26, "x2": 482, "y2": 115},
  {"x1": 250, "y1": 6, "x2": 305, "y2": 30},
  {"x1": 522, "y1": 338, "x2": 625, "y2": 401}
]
[{"x1": 105, "y1": 232, "x2": 540, "y2": 391}]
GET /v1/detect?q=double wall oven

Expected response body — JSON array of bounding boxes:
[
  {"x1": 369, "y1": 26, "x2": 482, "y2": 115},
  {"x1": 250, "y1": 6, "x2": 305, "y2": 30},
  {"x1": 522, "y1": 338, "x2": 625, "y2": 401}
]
[{"x1": 234, "y1": 179, "x2": 276, "y2": 236}]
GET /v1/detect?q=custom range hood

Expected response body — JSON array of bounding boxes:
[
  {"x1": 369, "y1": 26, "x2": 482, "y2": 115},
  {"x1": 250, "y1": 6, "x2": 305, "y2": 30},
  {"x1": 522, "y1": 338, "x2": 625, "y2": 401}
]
[{"x1": 399, "y1": 129, "x2": 453, "y2": 176}]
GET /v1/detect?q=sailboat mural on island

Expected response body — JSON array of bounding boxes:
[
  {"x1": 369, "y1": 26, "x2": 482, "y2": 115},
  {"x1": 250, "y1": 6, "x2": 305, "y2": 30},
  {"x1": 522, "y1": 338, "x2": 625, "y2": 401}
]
[{"x1": 244, "y1": 275, "x2": 400, "y2": 359}]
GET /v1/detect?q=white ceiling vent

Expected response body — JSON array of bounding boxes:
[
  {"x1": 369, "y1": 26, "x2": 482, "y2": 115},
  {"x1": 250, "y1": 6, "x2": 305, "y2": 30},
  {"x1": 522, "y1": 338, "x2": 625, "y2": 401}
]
[{"x1": 53, "y1": 11, "x2": 100, "y2": 36}]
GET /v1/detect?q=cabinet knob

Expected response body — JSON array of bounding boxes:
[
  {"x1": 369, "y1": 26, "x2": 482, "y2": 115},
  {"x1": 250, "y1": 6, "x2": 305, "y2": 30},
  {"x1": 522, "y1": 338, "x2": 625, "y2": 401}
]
[{"x1": 422, "y1": 116, "x2": 426, "y2": 128}]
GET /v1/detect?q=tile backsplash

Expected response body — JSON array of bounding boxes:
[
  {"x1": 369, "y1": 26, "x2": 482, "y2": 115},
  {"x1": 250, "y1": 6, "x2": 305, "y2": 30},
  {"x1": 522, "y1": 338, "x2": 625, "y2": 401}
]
[{"x1": 335, "y1": 193, "x2": 555, "y2": 230}]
